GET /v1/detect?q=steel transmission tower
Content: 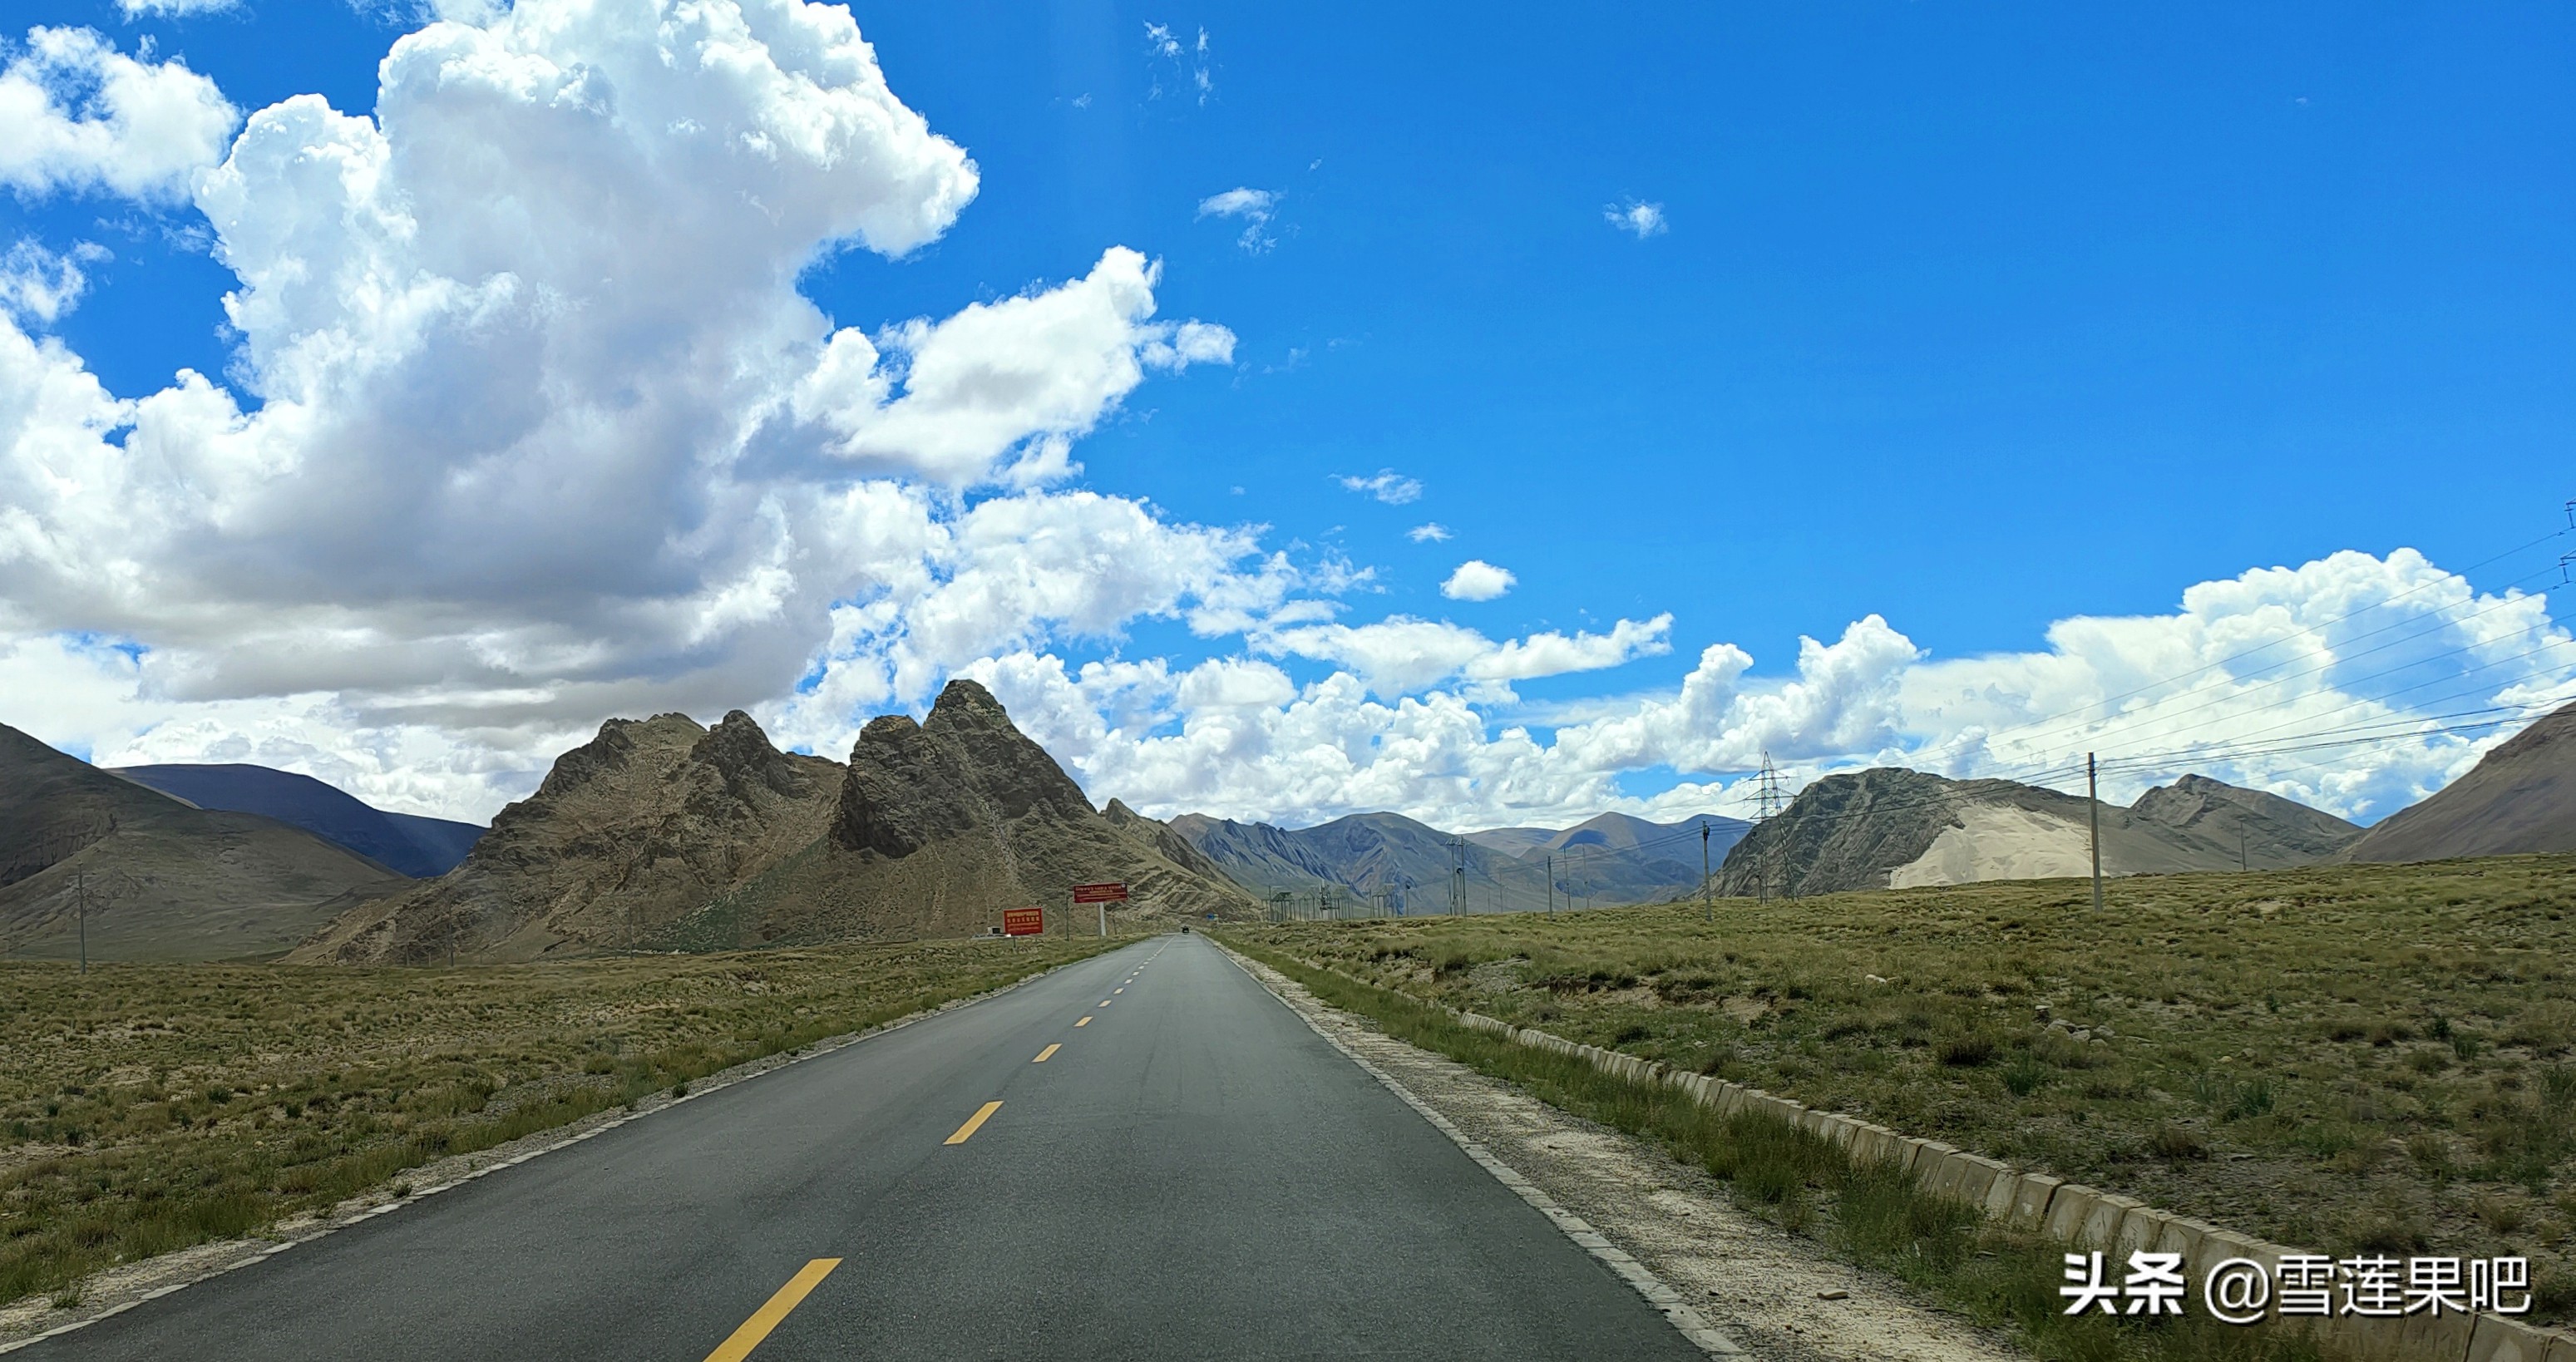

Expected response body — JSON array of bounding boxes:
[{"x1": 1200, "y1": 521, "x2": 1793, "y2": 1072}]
[{"x1": 1752, "y1": 753, "x2": 1789, "y2": 905}]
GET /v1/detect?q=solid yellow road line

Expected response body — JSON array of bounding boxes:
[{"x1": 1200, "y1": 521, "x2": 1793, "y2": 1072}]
[
  {"x1": 702, "y1": 1259, "x2": 841, "y2": 1362},
  {"x1": 1034, "y1": 1044, "x2": 1061, "y2": 1063},
  {"x1": 1074, "y1": 1016, "x2": 1091, "y2": 1027},
  {"x1": 945, "y1": 1100, "x2": 1004, "y2": 1145}
]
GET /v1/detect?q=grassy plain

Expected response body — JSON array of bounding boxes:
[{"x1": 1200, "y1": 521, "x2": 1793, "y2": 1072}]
[
  {"x1": 0, "y1": 936, "x2": 1113, "y2": 1309},
  {"x1": 1228, "y1": 856, "x2": 2576, "y2": 1332}
]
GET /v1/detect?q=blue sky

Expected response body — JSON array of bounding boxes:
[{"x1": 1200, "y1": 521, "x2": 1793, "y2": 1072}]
[{"x1": 2, "y1": 0, "x2": 2570, "y2": 826}]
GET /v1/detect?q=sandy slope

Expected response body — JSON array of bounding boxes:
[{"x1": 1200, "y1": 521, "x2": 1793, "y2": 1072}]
[{"x1": 1888, "y1": 804, "x2": 2095, "y2": 887}]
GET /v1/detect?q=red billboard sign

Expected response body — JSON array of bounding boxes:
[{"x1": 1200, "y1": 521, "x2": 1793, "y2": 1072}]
[
  {"x1": 1070, "y1": 882, "x2": 1129, "y2": 904},
  {"x1": 1002, "y1": 907, "x2": 1044, "y2": 936}
]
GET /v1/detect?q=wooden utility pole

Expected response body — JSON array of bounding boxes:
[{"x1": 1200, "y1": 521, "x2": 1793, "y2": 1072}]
[
  {"x1": 1701, "y1": 822, "x2": 1713, "y2": 924},
  {"x1": 2088, "y1": 753, "x2": 2105, "y2": 912}
]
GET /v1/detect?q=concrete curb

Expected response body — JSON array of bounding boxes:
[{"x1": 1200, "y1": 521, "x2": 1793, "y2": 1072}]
[
  {"x1": 1212, "y1": 943, "x2": 1747, "y2": 1357},
  {"x1": 1261, "y1": 948, "x2": 2576, "y2": 1362},
  {"x1": 0, "y1": 941, "x2": 1128, "y2": 1355}
]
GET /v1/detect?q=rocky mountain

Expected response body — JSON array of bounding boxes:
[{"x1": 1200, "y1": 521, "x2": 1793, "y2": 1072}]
[
  {"x1": 705, "y1": 682, "x2": 1257, "y2": 943},
  {"x1": 298, "y1": 683, "x2": 1256, "y2": 962},
  {"x1": 296, "y1": 710, "x2": 842, "y2": 963},
  {"x1": 1, "y1": 723, "x2": 408, "y2": 960},
  {"x1": 1716, "y1": 767, "x2": 2361, "y2": 898},
  {"x1": 114, "y1": 763, "x2": 485, "y2": 877},
  {"x1": 2130, "y1": 773, "x2": 2365, "y2": 865},
  {"x1": 2343, "y1": 699, "x2": 2576, "y2": 863},
  {"x1": 1172, "y1": 808, "x2": 1746, "y2": 912}
]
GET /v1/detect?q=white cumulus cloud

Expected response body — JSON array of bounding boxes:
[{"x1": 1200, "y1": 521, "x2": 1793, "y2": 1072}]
[
  {"x1": 960, "y1": 550, "x2": 2573, "y2": 833},
  {"x1": 1247, "y1": 614, "x2": 1669, "y2": 699},
  {"x1": 0, "y1": 0, "x2": 1277, "y2": 819},
  {"x1": 0, "y1": 27, "x2": 239, "y2": 200},
  {"x1": 1406, "y1": 522, "x2": 1451, "y2": 543},
  {"x1": 1441, "y1": 560, "x2": 1515, "y2": 601},
  {"x1": 794, "y1": 248, "x2": 1233, "y2": 486}
]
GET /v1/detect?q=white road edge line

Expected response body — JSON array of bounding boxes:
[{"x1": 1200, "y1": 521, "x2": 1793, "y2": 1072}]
[
  {"x1": 0, "y1": 941, "x2": 1148, "y2": 1356},
  {"x1": 1212, "y1": 940, "x2": 1746, "y2": 1358}
]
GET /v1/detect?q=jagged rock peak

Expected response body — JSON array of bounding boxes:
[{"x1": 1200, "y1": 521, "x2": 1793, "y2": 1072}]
[
  {"x1": 832, "y1": 681, "x2": 1097, "y2": 859},
  {"x1": 921, "y1": 679, "x2": 1019, "y2": 740},
  {"x1": 691, "y1": 709, "x2": 817, "y2": 799},
  {"x1": 922, "y1": 680, "x2": 1093, "y2": 822},
  {"x1": 531, "y1": 713, "x2": 703, "y2": 802},
  {"x1": 854, "y1": 713, "x2": 922, "y2": 753}
]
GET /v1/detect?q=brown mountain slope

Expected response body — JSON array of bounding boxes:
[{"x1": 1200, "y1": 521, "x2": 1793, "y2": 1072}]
[
  {"x1": 2129, "y1": 773, "x2": 2363, "y2": 865},
  {"x1": 2344, "y1": 700, "x2": 2576, "y2": 863},
  {"x1": 1, "y1": 723, "x2": 407, "y2": 961},
  {"x1": 294, "y1": 710, "x2": 841, "y2": 964},
  {"x1": 659, "y1": 681, "x2": 1259, "y2": 945}
]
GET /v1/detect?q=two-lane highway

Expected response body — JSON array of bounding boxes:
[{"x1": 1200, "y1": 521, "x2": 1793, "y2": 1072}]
[{"x1": 27, "y1": 935, "x2": 1707, "y2": 1360}]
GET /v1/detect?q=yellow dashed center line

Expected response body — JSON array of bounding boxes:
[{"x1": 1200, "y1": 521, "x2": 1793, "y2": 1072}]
[
  {"x1": 702, "y1": 1258, "x2": 841, "y2": 1362},
  {"x1": 1100, "y1": 999, "x2": 1112, "y2": 1007},
  {"x1": 944, "y1": 1100, "x2": 1003, "y2": 1146},
  {"x1": 1034, "y1": 1044, "x2": 1061, "y2": 1063},
  {"x1": 1074, "y1": 1016, "x2": 1091, "y2": 1027},
  {"x1": 1114, "y1": 987, "x2": 1124, "y2": 994}
]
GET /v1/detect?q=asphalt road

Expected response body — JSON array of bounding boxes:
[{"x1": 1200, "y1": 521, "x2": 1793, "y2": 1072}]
[{"x1": 27, "y1": 933, "x2": 1708, "y2": 1360}]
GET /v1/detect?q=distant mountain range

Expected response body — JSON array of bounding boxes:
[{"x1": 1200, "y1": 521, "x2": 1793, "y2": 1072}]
[
  {"x1": 1, "y1": 724, "x2": 409, "y2": 961},
  {"x1": 113, "y1": 764, "x2": 485, "y2": 878},
  {"x1": 11, "y1": 692, "x2": 2571, "y2": 960},
  {"x1": 1168, "y1": 809, "x2": 1749, "y2": 914},
  {"x1": 1716, "y1": 768, "x2": 2363, "y2": 897}
]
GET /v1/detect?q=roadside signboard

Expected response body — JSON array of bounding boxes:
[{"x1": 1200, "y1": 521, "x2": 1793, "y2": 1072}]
[
  {"x1": 1002, "y1": 907, "x2": 1044, "y2": 936},
  {"x1": 1071, "y1": 882, "x2": 1129, "y2": 904}
]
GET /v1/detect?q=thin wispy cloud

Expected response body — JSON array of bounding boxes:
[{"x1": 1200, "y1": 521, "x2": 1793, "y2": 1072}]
[
  {"x1": 1338, "y1": 469, "x2": 1423, "y2": 505},
  {"x1": 0, "y1": 239, "x2": 108, "y2": 326},
  {"x1": 118, "y1": 0, "x2": 239, "y2": 16},
  {"x1": 1407, "y1": 522, "x2": 1451, "y2": 543},
  {"x1": 1197, "y1": 186, "x2": 1279, "y2": 253},
  {"x1": 1605, "y1": 198, "x2": 1668, "y2": 239},
  {"x1": 1145, "y1": 22, "x2": 1213, "y2": 105}
]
